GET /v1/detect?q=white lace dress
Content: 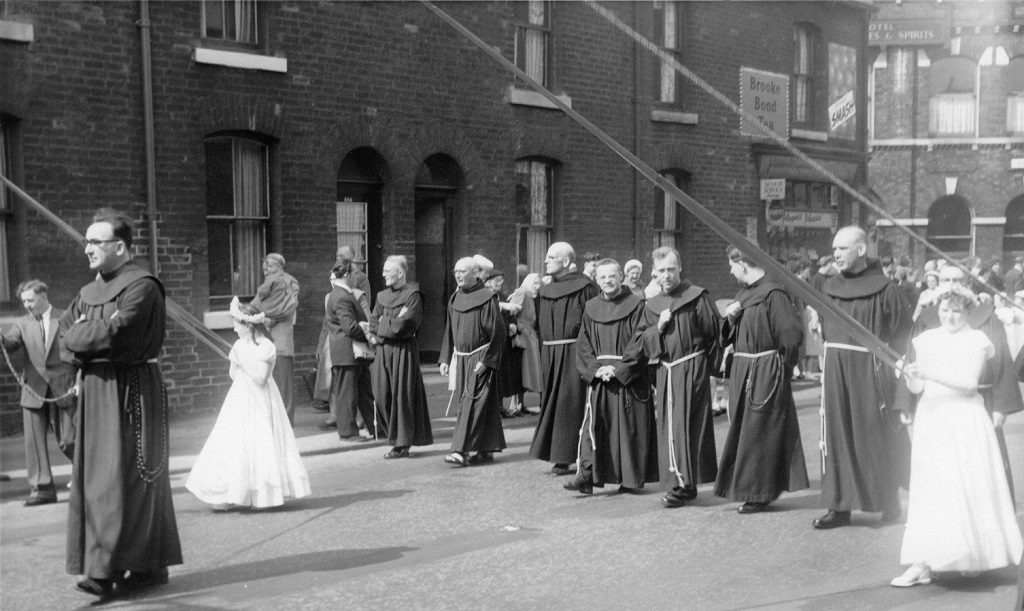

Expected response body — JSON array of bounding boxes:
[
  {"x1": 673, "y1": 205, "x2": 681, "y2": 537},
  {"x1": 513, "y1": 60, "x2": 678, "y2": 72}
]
[
  {"x1": 900, "y1": 327, "x2": 1022, "y2": 571},
  {"x1": 186, "y1": 338, "x2": 311, "y2": 508}
]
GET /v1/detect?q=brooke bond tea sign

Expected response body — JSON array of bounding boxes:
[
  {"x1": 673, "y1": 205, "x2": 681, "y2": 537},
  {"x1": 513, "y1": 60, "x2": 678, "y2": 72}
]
[{"x1": 740, "y1": 67, "x2": 789, "y2": 139}]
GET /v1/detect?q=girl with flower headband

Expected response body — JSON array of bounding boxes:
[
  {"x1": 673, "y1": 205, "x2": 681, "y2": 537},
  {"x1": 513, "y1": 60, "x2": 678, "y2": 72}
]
[
  {"x1": 185, "y1": 297, "x2": 311, "y2": 510},
  {"x1": 891, "y1": 288, "x2": 1022, "y2": 587}
]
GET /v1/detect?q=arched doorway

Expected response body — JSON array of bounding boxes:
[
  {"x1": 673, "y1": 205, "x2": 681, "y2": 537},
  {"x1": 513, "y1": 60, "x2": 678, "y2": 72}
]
[
  {"x1": 414, "y1": 154, "x2": 463, "y2": 361},
  {"x1": 1004, "y1": 194, "x2": 1024, "y2": 260},
  {"x1": 337, "y1": 148, "x2": 387, "y2": 299},
  {"x1": 926, "y1": 195, "x2": 972, "y2": 258}
]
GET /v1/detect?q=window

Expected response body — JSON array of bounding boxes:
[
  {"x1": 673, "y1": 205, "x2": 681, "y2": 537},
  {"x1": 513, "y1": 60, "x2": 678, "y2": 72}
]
[
  {"x1": 205, "y1": 135, "x2": 270, "y2": 303},
  {"x1": 514, "y1": 0, "x2": 550, "y2": 87},
  {"x1": 929, "y1": 57, "x2": 976, "y2": 136},
  {"x1": 655, "y1": 171, "x2": 690, "y2": 250},
  {"x1": 793, "y1": 23, "x2": 818, "y2": 126},
  {"x1": 202, "y1": 0, "x2": 258, "y2": 45},
  {"x1": 0, "y1": 117, "x2": 14, "y2": 301},
  {"x1": 515, "y1": 158, "x2": 556, "y2": 273},
  {"x1": 1005, "y1": 195, "x2": 1024, "y2": 253},
  {"x1": 1007, "y1": 56, "x2": 1024, "y2": 133},
  {"x1": 653, "y1": 1, "x2": 682, "y2": 105},
  {"x1": 927, "y1": 195, "x2": 972, "y2": 255}
]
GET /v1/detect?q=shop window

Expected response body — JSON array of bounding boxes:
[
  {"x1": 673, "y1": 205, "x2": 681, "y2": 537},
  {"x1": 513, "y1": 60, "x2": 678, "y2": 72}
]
[
  {"x1": 515, "y1": 158, "x2": 557, "y2": 273},
  {"x1": 655, "y1": 170, "x2": 690, "y2": 251},
  {"x1": 205, "y1": 135, "x2": 271, "y2": 305},
  {"x1": 929, "y1": 56, "x2": 976, "y2": 136},
  {"x1": 927, "y1": 195, "x2": 972, "y2": 254},
  {"x1": 514, "y1": 0, "x2": 551, "y2": 88},
  {"x1": 653, "y1": 1, "x2": 682, "y2": 105}
]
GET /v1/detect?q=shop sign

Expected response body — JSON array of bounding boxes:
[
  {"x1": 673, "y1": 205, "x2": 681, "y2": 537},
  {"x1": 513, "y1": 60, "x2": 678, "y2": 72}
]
[
  {"x1": 868, "y1": 19, "x2": 948, "y2": 46},
  {"x1": 740, "y1": 67, "x2": 789, "y2": 139},
  {"x1": 765, "y1": 205, "x2": 838, "y2": 232},
  {"x1": 760, "y1": 178, "x2": 786, "y2": 201},
  {"x1": 829, "y1": 90, "x2": 855, "y2": 132}
]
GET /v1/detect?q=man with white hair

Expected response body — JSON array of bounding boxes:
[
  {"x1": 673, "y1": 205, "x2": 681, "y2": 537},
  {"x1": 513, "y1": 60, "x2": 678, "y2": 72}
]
[
  {"x1": 814, "y1": 225, "x2": 912, "y2": 529},
  {"x1": 529, "y1": 242, "x2": 598, "y2": 475},
  {"x1": 439, "y1": 257, "x2": 507, "y2": 466},
  {"x1": 367, "y1": 255, "x2": 433, "y2": 458}
]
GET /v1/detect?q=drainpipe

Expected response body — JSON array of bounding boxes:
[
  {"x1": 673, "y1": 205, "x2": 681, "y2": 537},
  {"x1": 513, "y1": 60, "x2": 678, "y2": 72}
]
[
  {"x1": 631, "y1": 2, "x2": 641, "y2": 254},
  {"x1": 138, "y1": 0, "x2": 160, "y2": 276}
]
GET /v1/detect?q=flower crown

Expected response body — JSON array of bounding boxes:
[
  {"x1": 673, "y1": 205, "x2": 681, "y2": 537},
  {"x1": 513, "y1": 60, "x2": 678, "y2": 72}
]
[
  {"x1": 230, "y1": 296, "x2": 267, "y2": 325},
  {"x1": 934, "y1": 284, "x2": 980, "y2": 308}
]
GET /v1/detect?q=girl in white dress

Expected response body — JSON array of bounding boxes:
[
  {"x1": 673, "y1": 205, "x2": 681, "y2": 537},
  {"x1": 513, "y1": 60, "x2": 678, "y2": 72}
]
[
  {"x1": 186, "y1": 298, "x2": 311, "y2": 510},
  {"x1": 892, "y1": 287, "x2": 1023, "y2": 587}
]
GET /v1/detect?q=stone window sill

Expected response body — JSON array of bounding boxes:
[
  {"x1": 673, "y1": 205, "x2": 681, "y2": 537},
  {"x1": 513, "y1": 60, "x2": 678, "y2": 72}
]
[
  {"x1": 651, "y1": 109, "x2": 698, "y2": 125},
  {"x1": 508, "y1": 87, "x2": 572, "y2": 110},
  {"x1": 0, "y1": 19, "x2": 33, "y2": 43},
  {"x1": 791, "y1": 128, "x2": 828, "y2": 142},
  {"x1": 192, "y1": 46, "x2": 287, "y2": 73}
]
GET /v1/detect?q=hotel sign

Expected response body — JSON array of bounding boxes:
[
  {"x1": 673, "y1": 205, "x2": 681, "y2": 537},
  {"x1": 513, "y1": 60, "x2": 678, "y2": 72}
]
[{"x1": 868, "y1": 19, "x2": 949, "y2": 46}]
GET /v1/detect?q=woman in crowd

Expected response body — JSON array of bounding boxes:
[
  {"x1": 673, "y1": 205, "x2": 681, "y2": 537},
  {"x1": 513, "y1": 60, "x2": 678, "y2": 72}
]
[{"x1": 507, "y1": 273, "x2": 543, "y2": 416}]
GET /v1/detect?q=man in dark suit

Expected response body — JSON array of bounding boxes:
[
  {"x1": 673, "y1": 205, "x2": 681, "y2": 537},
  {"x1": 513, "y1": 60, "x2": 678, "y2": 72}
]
[
  {"x1": 1, "y1": 279, "x2": 76, "y2": 506},
  {"x1": 326, "y1": 258, "x2": 376, "y2": 442},
  {"x1": 1005, "y1": 256, "x2": 1024, "y2": 298}
]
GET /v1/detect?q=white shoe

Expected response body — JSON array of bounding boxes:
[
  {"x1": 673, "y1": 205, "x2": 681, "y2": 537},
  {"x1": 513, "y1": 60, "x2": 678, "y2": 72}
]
[{"x1": 890, "y1": 565, "x2": 932, "y2": 587}]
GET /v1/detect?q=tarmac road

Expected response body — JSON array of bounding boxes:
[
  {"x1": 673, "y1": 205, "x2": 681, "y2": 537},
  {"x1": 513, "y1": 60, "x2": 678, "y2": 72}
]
[{"x1": 1, "y1": 371, "x2": 1022, "y2": 610}]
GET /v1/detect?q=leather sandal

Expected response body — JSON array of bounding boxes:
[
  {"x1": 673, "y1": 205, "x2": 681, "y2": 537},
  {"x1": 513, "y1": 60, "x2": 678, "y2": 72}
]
[{"x1": 444, "y1": 452, "x2": 467, "y2": 467}]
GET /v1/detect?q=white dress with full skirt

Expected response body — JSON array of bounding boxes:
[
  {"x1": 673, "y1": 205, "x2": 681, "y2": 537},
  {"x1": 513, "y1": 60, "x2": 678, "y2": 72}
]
[
  {"x1": 186, "y1": 338, "x2": 311, "y2": 508},
  {"x1": 900, "y1": 327, "x2": 1023, "y2": 571}
]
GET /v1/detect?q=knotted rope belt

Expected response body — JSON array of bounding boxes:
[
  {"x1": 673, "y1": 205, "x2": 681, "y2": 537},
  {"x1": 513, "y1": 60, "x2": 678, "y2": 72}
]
[
  {"x1": 445, "y1": 343, "x2": 489, "y2": 416},
  {"x1": 575, "y1": 355, "x2": 623, "y2": 472},
  {"x1": 661, "y1": 350, "x2": 705, "y2": 488}
]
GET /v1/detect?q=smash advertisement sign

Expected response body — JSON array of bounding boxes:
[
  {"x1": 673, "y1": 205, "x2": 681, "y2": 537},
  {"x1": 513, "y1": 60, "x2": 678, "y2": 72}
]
[{"x1": 829, "y1": 90, "x2": 855, "y2": 132}]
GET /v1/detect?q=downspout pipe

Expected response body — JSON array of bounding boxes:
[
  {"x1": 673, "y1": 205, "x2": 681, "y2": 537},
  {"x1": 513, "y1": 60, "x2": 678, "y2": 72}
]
[{"x1": 138, "y1": 0, "x2": 159, "y2": 276}]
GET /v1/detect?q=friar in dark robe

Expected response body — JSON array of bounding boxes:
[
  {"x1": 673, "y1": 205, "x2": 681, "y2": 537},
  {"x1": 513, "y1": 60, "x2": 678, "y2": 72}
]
[
  {"x1": 529, "y1": 242, "x2": 599, "y2": 474},
  {"x1": 368, "y1": 255, "x2": 433, "y2": 459},
  {"x1": 439, "y1": 256, "x2": 507, "y2": 466},
  {"x1": 899, "y1": 264, "x2": 1022, "y2": 502},
  {"x1": 564, "y1": 259, "x2": 658, "y2": 495},
  {"x1": 814, "y1": 226, "x2": 912, "y2": 530},
  {"x1": 60, "y1": 208, "x2": 182, "y2": 598},
  {"x1": 714, "y1": 247, "x2": 809, "y2": 513},
  {"x1": 639, "y1": 247, "x2": 722, "y2": 508}
]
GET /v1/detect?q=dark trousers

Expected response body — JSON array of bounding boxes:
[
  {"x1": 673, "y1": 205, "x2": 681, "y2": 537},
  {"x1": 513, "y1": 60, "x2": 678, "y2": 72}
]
[
  {"x1": 273, "y1": 355, "x2": 295, "y2": 424},
  {"x1": 330, "y1": 364, "x2": 376, "y2": 438},
  {"x1": 23, "y1": 401, "x2": 75, "y2": 497}
]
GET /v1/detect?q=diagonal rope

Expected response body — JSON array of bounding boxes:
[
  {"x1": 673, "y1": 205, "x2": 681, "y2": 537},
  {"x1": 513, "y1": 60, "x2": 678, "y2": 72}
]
[
  {"x1": 419, "y1": 0, "x2": 902, "y2": 369},
  {"x1": 580, "y1": 0, "x2": 1016, "y2": 308},
  {"x1": 1, "y1": 174, "x2": 232, "y2": 360}
]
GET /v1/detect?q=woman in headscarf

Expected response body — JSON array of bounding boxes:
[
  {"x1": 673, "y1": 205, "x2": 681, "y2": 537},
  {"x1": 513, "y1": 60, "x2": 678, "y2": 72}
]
[
  {"x1": 507, "y1": 273, "x2": 543, "y2": 415},
  {"x1": 623, "y1": 259, "x2": 645, "y2": 298}
]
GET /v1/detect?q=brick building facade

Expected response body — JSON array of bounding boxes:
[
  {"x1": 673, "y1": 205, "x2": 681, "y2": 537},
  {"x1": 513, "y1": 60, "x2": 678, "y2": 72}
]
[
  {"x1": 869, "y1": 0, "x2": 1024, "y2": 267},
  {"x1": 0, "y1": 1, "x2": 870, "y2": 433}
]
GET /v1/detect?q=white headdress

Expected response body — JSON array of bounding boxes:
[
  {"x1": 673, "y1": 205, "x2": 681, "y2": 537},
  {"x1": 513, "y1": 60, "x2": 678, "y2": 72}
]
[
  {"x1": 230, "y1": 296, "x2": 267, "y2": 325},
  {"x1": 935, "y1": 284, "x2": 981, "y2": 308}
]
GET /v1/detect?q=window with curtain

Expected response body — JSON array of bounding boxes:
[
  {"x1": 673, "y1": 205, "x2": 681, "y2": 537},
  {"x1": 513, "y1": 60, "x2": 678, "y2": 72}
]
[
  {"x1": 793, "y1": 23, "x2": 817, "y2": 126},
  {"x1": 202, "y1": 0, "x2": 258, "y2": 45},
  {"x1": 514, "y1": 0, "x2": 550, "y2": 87},
  {"x1": 929, "y1": 56, "x2": 976, "y2": 136},
  {"x1": 0, "y1": 117, "x2": 14, "y2": 302},
  {"x1": 1006, "y1": 56, "x2": 1024, "y2": 133},
  {"x1": 927, "y1": 195, "x2": 972, "y2": 254},
  {"x1": 205, "y1": 136, "x2": 270, "y2": 302},
  {"x1": 653, "y1": 1, "x2": 682, "y2": 105},
  {"x1": 515, "y1": 158, "x2": 556, "y2": 273},
  {"x1": 655, "y1": 171, "x2": 689, "y2": 250}
]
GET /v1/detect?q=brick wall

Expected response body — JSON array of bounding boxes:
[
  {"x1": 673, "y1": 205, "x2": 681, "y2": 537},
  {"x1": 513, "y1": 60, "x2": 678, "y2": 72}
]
[{"x1": 0, "y1": 1, "x2": 869, "y2": 433}]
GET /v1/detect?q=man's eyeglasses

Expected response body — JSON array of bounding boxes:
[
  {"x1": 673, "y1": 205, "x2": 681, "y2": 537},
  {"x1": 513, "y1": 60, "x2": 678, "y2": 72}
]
[{"x1": 84, "y1": 239, "x2": 120, "y2": 247}]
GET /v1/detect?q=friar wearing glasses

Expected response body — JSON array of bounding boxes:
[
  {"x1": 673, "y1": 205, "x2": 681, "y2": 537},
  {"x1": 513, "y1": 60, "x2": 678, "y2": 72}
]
[{"x1": 60, "y1": 208, "x2": 181, "y2": 598}]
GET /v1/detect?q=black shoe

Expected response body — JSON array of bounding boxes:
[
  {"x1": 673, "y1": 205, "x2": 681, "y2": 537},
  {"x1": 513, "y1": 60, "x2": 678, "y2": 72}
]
[
  {"x1": 24, "y1": 495, "x2": 57, "y2": 507},
  {"x1": 564, "y1": 477, "x2": 593, "y2": 495},
  {"x1": 551, "y1": 463, "x2": 572, "y2": 476},
  {"x1": 813, "y1": 510, "x2": 851, "y2": 529},
  {"x1": 76, "y1": 577, "x2": 116, "y2": 597},
  {"x1": 468, "y1": 452, "x2": 494, "y2": 465},
  {"x1": 311, "y1": 402, "x2": 330, "y2": 412},
  {"x1": 122, "y1": 568, "x2": 168, "y2": 590},
  {"x1": 661, "y1": 493, "x2": 687, "y2": 508},
  {"x1": 383, "y1": 447, "x2": 410, "y2": 459},
  {"x1": 318, "y1": 421, "x2": 337, "y2": 430},
  {"x1": 669, "y1": 485, "x2": 697, "y2": 501},
  {"x1": 339, "y1": 434, "x2": 369, "y2": 442},
  {"x1": 617, "y1": 485, "x2": 637, "y2": 494},
  {"x1": 738, "y1": 501, "x2": 769, "y2": 514}
]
